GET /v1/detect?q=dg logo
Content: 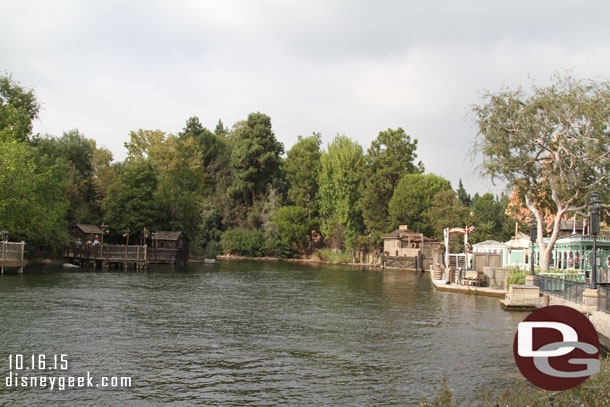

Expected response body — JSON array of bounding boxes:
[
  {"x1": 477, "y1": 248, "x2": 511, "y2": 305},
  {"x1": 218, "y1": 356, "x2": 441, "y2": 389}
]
[{"x1": 513, "y1": 305, "x2": 600, "y2": 391}]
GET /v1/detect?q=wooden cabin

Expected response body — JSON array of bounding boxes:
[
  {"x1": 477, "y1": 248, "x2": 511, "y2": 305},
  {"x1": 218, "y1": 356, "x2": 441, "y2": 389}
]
[
  {"x1": 71, "y1": 224, "x2": 103, "y2": 243},
  {"x1": 382, "y1": 225, "x2": 441, "y2": 270},
  {"x1": 150, "y1": 231, "x2": 189, "y2": 265}
]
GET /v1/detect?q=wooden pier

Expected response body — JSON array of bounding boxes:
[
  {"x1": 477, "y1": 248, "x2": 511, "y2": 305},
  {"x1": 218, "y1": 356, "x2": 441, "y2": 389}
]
[
  {"x1": 0, "y1": 241, "x2": 26, "y2": 274},
  {"x1": 63, "y1": 244, "x2": 187, "y2": 269}
]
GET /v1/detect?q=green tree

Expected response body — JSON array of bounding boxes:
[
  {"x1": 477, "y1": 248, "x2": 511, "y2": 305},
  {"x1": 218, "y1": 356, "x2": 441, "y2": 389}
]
[
  {"x1": 273, "y1": 205, "x2": 310, "y2": 250},
  {"x1": 102, "y1": 159, "x2": 165, "y2": 240},
  {"x1": 425, "y1": 189, "x2": 470, "y2": 241},
  {"x1": 472, "y1": 74, "x2": 610, "y2": 270},
  {"x1": 33, "y1": 130, "x2": 101, "y2": 225},
  {"x1": 388, "y1": 173, "x2": 452, "y2": 236},
  {"x1": 456, "y1": 179, "x2": 472, "y2": 207},
  {"x1": 319, "y1": 135, "x2": 364, "y2": 250},
  {"x1": 284, "y1": 133, "x2": 322, "y2": 219},
  {"x1": 361, "y1": 128, "x2": 423, "y2": 236},
  {"x1": 469, "y1": 193, "x2": 511, "y2": 243},
  {"x1": 227, "y1": 112, "x2": 284, "y2": 208},
  {"x1": 0, "y1": 74, "x2": 40, "y2": 142},
  {"x1": 0, "y1": 141, "x2": 68, "y2": 250}
]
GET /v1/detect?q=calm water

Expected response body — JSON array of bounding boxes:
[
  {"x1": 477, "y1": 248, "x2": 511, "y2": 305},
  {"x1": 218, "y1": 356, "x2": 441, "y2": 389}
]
[{"x1": 0, "y1": 261, "x2": 526, "y2": 406}]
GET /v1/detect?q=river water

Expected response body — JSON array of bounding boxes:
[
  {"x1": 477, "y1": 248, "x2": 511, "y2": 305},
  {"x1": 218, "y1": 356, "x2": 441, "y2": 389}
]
[{"x1": 0, "y1": 261, "x2": 526, "y2": 406}]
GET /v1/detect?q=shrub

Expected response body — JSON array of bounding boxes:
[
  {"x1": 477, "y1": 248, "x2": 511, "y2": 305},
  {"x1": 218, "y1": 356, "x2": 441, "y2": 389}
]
[
  {"x1": 264, "y1": 237, "x2": 299, "y2": 259},
  {"x1": 220, "y1": 229, "x2": 265, "y2": 257},
  {"x1": 507, "y1": 268, "x2": 529, "y2": 287},
  {"x1": 203, "y1": 241, "x2": 222, "y2": 259}
]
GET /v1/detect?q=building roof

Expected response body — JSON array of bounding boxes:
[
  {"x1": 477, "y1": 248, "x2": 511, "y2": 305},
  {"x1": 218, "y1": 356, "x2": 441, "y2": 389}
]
[
  {"x1": 473, "y1": 240, "x2": 509, "y2": 248},
  {"x1": 152, "y1": 231, "x2": 186, "y2": 241},
  {"x1": 505, "y1": 232, "x2": 531, "y2": 249},
  {"x1": 559, "y1": 220, "x2": 585, "y2": 231},
  {"x1": 381, "y1": 229, "x2": 438, "y2": 242},
  {"x1": 73, "y1": 224, "x2": 102, "y2": 234}
]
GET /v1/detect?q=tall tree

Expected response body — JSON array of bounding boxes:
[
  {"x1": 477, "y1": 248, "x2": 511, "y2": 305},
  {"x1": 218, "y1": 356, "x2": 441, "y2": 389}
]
[
  {"x1": 0, "y1": 141, "x2": 68, "y2": 249},
  {"x1": 227, "y1": 112, "x2": 284, "y2": 207},
  {"x1": 0, "y1": 74, "x2": 40, "y2": 142},
  {"x1": 425, "y1": 189, "x2": 470, "y2": 241},
  {"x1": 34, "y1": 130, "x2": 101, "y2": 225},
  {"x1": 361, "y1": 128, "x2": 423, "y2": 236},
  {"x1": 102, "y1": 159, "x2": 165, "y2": 241},
  {"x1": 469, "y1": 193, "x2": 511, "y2": 243},
  {"x1": 388, "y1": 173, "x2": 452, "y2": 236},
  {"x1": 284, "y1": 133, "x2": 322, "y2": 219},
  {"x1": 472, "y1": 74, "x2": 610, "y2": 270},
  {"x1": 456, "y1": 179, "x2": 472, "y2": 207},
  {"x1": 319, "y1": 135, "x2": 364, "y2": 251}
]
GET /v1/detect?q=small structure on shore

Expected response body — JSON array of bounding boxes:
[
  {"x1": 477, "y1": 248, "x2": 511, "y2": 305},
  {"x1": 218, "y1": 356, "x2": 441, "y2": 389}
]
[
  {"x1": 381, "y1": 225, "x2": 440, "y2": 270},
  {"x1": 70, "y1": 224, "x2": 103, "y2": 243},
  {"x1": 150, "y1": 231, "x2": 189, "y2": 266},
  {"x1": 0, "y1": 231, "x2": 26, "y2": 274}
]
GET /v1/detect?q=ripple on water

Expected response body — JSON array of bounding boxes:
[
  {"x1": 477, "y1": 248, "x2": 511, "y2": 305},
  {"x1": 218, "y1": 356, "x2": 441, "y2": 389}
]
[{"x1": 0, "y1": 263, "x2": 524, "y2": 406}]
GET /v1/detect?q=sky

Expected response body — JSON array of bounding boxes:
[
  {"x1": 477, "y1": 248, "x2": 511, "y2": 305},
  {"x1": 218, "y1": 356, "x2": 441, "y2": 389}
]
[{"x1": 2, "y1": 0, "x2": 610, "y2": 196}]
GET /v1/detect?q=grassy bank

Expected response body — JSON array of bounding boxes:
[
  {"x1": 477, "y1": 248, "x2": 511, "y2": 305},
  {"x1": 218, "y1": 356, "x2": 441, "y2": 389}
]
[{"x1": 421, "y1": 356, "x2": 610, "y2": 407}]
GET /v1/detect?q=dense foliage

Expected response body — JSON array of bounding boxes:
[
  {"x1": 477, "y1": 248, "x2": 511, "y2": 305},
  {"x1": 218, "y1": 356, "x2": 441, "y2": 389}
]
[{"x1": 0, "y1": 73, "x2": 536, "y2": 259}]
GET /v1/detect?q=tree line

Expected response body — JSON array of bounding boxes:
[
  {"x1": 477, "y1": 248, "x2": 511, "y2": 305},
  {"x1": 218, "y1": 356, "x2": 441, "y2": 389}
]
[
  {"x1": 11, "y1": 73, "x2": 610, "y2": 268},
  {"x1": 0, "y1": 73, "x2": 518, "y2": 258}
]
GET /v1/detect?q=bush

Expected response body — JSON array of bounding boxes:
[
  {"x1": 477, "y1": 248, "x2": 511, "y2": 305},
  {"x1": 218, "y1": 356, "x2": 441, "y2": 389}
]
[
  {"x1": 421, "y1": 356, "x2": 610, "y2": 407},
  {"x1": 264, "y1": 237, "x2": 299, "y2": 259},
  {"x1": 220, "y1": 229, "x2": 265, "y2": 257},
  {"x1": 203, "y1": 241, "x2": 222, "y2": 259},
  {"x1": 507, "y1": 268, "x2": 529, "y2": 287}
]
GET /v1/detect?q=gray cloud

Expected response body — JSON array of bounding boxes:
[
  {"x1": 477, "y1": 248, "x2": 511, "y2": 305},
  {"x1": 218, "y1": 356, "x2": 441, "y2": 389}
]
[{"x1": 2, "y1": 0, "x2": 610, "y2": 196}]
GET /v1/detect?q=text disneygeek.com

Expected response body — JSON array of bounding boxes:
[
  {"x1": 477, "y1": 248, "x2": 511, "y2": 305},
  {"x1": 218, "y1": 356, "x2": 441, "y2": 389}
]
[{"x1": 2, "y1": 354, "x2": 132, "y2": 391}]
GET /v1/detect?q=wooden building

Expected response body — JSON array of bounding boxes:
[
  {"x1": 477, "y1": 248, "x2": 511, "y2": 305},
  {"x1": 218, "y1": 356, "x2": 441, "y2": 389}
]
[
  {"x1": 150, "y1": 231, "x2": 189, "y2": 265},
  {"x1": 71, "y1": 224, "x2": 103, "y2": 242},
  {"x1": 381, "y1": 225, "x2": 441, "y2": 270}
]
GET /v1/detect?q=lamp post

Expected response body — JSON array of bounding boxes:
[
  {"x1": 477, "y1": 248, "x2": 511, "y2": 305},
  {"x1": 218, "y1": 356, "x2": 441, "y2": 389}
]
[
  {"x1": 530, "y1": 217, "x2": 537, "y2": 276},
  {"x1": 589, "y1": 192, "x2": 601, "y2": 289}
]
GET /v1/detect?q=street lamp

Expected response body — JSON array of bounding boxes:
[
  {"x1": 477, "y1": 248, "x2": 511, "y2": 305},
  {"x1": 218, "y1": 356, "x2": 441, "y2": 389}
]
[
  {"x1": 589, "y1": 192, "x2": 601, "y2": 289},
  {"x1": 530, "y1": 217, "x2": 537, "y2": 276}
]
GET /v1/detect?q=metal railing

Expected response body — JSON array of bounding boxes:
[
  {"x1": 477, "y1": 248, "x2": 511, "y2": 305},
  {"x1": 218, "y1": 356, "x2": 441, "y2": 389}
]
[{"x1": 534, "y1": 275, "x2": 587, "y2": 304}]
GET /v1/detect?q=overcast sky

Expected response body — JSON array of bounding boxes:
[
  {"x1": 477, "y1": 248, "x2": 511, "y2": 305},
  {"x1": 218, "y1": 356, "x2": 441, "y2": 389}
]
[{"x1": 2, "y1": 0, "x2": 610, "y2": 195}]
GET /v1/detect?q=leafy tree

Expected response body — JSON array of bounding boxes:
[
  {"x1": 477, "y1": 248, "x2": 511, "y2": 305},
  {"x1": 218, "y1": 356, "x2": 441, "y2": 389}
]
[
  {"x1": 33, "y1": 130, "x2": 101, "y2": 225},
  {"x1": 472, "y1": 74, "x2": 610, "y2": 270},
  {"x1": 102, "y1": 159, "x2": 165, "y2": 240},
  {"x1": 273, "y1": 205, "x2": 310, "y2": 250},
  {"x1": 319, "y1": 135, "x2": 364, "y2": 250},
  {"x1": 388, "y1": 173, "x2": 452, "y2": 236},
  {"x1": 0, "y1": 74, "x2": 40, "y2": 142},
  {"x1": 227, "y1": 112, "x2": 284, "y2": 207},
  {"x1": 456, "y1": 179, "x2": 472, "y2": 207},
  {"x1": 469, "y1": 193, "x2": 511, "y2": 243},
  {"x1": 284, "y1": 133, "x2": 322, "y2": 219},
  {"x1": 179, "y1": 116, "x2": 226, "y2": 168},
  {"x1": 0, "y1": 141, "x2": 68, "y2": 250},
  {"x1": 425, "y1": 189, "x2": 470, "y2": 241},
  {"x1": 361, "y1": 128, "x2": 423, "y2": 236},
  {"x1": 124, "y1": 129, "x2": 166, "y2": 160}
]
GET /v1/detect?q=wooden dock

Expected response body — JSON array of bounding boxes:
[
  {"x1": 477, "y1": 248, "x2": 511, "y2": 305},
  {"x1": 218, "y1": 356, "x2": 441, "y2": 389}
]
[
  {"x1": 0, "y1": 241, "x2": 26, "y2": 273},
  {"x1": 63, "y1": 244, "x2": 186, "y2": 269}
]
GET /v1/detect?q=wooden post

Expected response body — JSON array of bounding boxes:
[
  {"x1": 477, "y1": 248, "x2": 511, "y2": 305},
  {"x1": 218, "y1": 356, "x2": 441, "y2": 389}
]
[
  {"x1": 1, "y1": 241, "x2": 4, "y2": 274},
  {"x1": 19, "y1": 241, "x2": 25, "y2": 273}
]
